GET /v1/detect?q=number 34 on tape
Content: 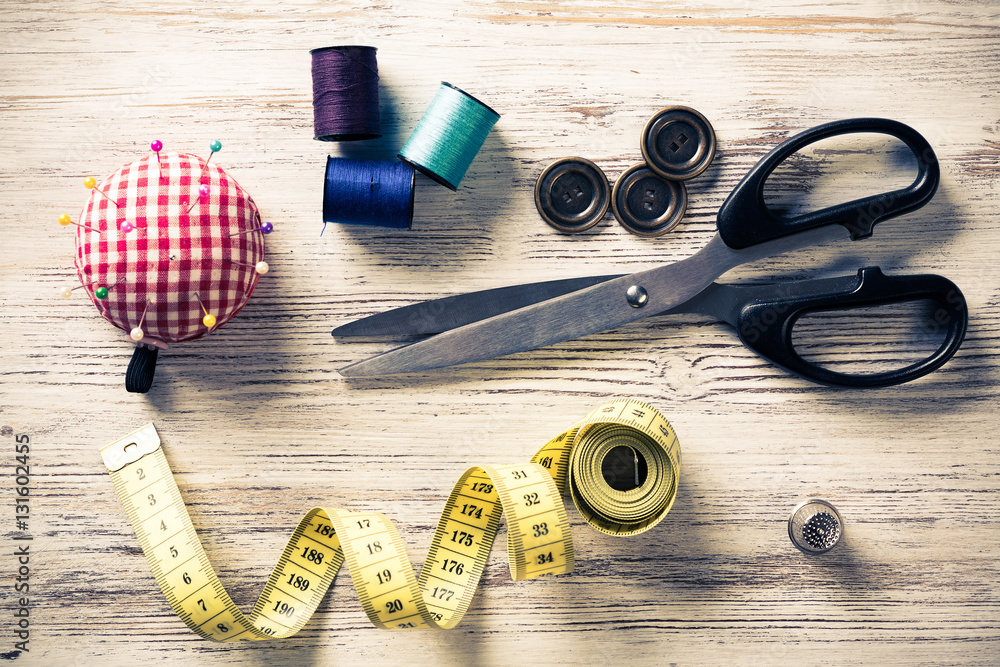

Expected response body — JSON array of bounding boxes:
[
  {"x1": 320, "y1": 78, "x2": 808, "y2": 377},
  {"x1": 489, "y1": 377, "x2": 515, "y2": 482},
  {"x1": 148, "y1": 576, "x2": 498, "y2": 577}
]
[{"x1": 100, "y1": 398, "x2": 681, "y2": 640}]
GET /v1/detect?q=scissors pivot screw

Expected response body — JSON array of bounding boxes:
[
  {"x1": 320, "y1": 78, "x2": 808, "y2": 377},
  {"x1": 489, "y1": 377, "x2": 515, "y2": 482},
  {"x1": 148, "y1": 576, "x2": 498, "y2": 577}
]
[{"x1": 626, "y1": 285, "x2": 648, "y2": 308}]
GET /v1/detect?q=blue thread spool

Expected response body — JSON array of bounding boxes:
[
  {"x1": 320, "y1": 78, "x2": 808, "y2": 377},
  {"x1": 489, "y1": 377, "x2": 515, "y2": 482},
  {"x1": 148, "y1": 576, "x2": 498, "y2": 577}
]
[
  {"x1": 398, "y1": 82, "x2": 500, "y2": 191},
  {"x1": 322, "y1": 157, "x2": 415, "y2": 229}
]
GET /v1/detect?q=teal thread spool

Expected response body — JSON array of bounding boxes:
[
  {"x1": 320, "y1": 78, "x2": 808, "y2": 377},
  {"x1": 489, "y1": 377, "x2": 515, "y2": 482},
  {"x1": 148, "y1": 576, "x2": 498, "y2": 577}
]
[{"x1": 398, "y1": 82, "x2": 500, "y2": 190}]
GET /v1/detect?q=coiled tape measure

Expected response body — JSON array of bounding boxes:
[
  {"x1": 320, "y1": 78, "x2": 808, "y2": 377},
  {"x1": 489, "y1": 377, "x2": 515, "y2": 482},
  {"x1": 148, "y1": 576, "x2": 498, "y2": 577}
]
[{"x1": 101, "y1": 398, "x2": 680, "y2": 640}]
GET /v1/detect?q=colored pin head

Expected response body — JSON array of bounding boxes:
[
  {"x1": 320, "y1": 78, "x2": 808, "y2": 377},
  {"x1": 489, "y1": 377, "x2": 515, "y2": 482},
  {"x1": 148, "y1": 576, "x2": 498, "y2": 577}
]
[
  {"x1": 84, "y1": 177, "x2": 118, "y2": 207},
  {"x1": 121, "y1": 220, "x2": 135, "y2": 233},
  {"x1": 196, "y1": 141, "x2": 222, "y2": 185},
  {"x1": 229, "y1": 221, "x2": 274, "y2": 237},
  {"x1": 193, "y1": 292, "x2": 216, "y2": 329},
  {"x1": 151, "y1": 140, "x2": 164, "y2": 180},
  {"x1": 130, "y1": 301, "x2": 151, "y2": 341},
  {"x1": 186, "y1": 183, "x2": 212, "y2": 214},
  {"x1": 59, "y1": 277, "x2": 102, "y2": 298},
  {"x1": 225, "y1": 258, "x2": 270, "y2": 275},
  {"x1": 93, "y1": 276, "x2": 125, "y2": 300},
  {"x1": 59, "y1": 212, "x2": 100, "y2": 233}
]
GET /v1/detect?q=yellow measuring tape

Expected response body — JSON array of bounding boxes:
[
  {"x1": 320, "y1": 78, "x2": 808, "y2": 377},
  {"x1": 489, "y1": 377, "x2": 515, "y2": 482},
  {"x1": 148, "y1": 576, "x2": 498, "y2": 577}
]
[{"x1": 101, "y1": 398, "x2": 680, "y2": 640}]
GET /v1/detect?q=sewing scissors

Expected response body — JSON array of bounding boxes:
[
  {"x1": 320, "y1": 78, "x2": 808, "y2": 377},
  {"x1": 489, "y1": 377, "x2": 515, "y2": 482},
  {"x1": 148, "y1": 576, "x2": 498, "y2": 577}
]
[{"x1": 334, "y1": 118, "x2": 968, "y2": 387}]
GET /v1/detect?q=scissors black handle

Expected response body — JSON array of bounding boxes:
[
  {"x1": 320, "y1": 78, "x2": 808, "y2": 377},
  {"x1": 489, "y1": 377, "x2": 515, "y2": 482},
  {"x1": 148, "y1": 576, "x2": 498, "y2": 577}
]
[
  {"x1": 717, "y1": 118, "x2": 940, "y2": 250},
  {"x1": 734, "y1": 267, "x2": 967, "y2": 387}
]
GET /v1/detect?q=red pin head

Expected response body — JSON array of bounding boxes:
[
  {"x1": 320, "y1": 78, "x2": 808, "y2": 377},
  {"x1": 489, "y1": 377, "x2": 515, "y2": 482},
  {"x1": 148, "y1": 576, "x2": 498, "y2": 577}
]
[{"x1": 151, "y1": 139, "x2": 164, "y2": 180}]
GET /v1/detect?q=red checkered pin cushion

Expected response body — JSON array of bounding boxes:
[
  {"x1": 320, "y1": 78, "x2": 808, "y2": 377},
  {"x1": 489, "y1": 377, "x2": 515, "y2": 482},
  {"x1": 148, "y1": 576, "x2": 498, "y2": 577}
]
[{"x1": 74, "y1": 152, "x2": 266, "y2": 345}]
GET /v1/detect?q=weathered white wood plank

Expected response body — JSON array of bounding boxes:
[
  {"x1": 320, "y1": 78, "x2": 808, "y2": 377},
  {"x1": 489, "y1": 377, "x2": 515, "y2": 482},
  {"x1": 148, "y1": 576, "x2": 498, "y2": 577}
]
[{"x1": 1, "y1": 0, "x2": 998, "y2": 664}]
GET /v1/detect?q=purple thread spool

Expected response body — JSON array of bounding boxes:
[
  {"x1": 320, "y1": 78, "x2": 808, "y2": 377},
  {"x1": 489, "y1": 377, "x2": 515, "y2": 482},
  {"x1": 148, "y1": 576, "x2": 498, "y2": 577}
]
[{"x1": 310, "y1": 45, "x2": 381, "y2": 141}]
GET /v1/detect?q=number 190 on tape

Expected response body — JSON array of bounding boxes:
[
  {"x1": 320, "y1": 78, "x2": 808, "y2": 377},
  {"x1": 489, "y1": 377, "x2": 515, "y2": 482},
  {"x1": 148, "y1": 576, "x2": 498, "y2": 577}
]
[{"x1": 101, "y1": 398, "x2": 680, "y2": 640}]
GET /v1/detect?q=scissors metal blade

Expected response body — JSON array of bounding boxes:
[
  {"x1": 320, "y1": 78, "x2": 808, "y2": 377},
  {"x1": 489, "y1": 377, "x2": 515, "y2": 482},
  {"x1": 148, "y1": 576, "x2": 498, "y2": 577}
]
[
  {"x1": 338, "y1": 226, "x2": 851, "y2": 376},
  {"x1": 334, "y1": 275, "x2": 746, "y2": 337},
  {"x1": 332, "y1": 275, "x2": 623, "y2": 337}
]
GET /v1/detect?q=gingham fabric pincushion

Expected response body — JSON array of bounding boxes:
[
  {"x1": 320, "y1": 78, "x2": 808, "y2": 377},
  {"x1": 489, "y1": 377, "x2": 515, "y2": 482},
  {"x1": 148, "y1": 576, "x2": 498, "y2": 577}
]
[{"x1": 71, "y1": 146, "x2": 269, "y2": 392}]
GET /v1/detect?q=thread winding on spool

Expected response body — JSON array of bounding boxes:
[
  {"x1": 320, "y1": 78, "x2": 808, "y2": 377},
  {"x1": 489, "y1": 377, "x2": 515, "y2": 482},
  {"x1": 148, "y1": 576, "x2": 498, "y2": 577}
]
[
  {"x1": 311, "y1": 45, "x2": 381, "y2": 142},
  {"x1": 323, "y1": 157, "x2": 415, "y2": 229},
  {"x1": 398, "y1": 82, "x2": 500, "y2": 190}
]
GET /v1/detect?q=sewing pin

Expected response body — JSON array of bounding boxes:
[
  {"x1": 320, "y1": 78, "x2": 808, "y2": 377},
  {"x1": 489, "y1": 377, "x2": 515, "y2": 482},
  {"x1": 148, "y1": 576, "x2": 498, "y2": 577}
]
[
  {"x1": 192, "y1": 292, "x2": 217, "y2": 328},
  {"x1": 58, "y1": 213, "x2": 100, "y2": 234},
  {"x1": 84, "y1": 177, "x2": 118, "y2": 207},
  {"x1": 229, "y1": 221, "x2": 273, "y2": 237},
  {"x1": 94, "y1": 276, "x2": 126, "y2": 300},
  {"x1": 225, "y1": 258, "x2": 269, "y2": 275},
  {"x1": 186, "y1": 184, "x2": 211, "y2": 214},
  {"x1": 130, "y1": 300, "x2": 151, "y2": 341},
  {"x1": 196, "y1": 140, "x2": 222, "y2": 183},
  {"x1": 59, "y1": 277, "x2": 102, "y2": 299},
  {"x1": 151, "y1": 139, "x2": 164, "y2": 179}
]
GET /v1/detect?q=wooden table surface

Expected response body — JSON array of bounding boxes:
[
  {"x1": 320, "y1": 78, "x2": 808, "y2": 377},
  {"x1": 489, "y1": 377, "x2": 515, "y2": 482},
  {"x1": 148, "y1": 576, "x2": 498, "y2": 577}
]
[{"x1": 2, "y1": 1, "x2": 998, "y2": 664}]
